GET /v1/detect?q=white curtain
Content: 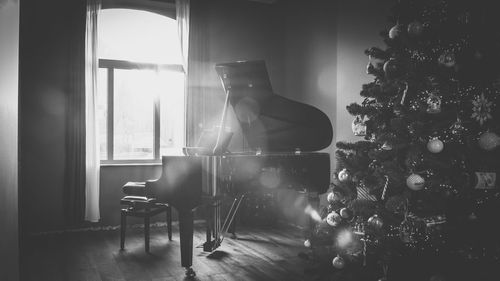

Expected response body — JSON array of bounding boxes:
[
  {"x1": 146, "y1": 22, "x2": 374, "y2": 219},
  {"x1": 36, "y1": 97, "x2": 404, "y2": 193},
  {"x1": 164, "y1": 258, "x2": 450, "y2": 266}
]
[
  {"x1": 85, "y1": 0, "x2": 101, "y2": 222},
  {"x1": 176, "y1": 0, "x2": 190, "y2": 146},
  {"x1": 176, "y1": 0, "x2": 190, "y2": 73}
]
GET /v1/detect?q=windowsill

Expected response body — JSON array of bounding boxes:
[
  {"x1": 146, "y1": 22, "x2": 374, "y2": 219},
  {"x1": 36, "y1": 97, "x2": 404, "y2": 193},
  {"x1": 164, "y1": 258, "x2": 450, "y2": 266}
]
[{"x1": 100, "y1": 161, "x2": 161, "y2": 167}]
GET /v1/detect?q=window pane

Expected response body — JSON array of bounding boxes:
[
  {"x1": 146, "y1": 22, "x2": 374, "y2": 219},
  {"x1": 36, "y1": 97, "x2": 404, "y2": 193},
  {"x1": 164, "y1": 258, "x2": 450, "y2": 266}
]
[
  {"x1": 97, "y1": 68, "x2": 108, "y2": 160},
  {"x1": 160, "y1": 71, "x2": 185, "y2": 156},
  {"x1": 113, "y1": 69, "x2": 155, "y2": 160},
  {"x1": 98, "y1": 9, "x2": 182, "y2": 64}
]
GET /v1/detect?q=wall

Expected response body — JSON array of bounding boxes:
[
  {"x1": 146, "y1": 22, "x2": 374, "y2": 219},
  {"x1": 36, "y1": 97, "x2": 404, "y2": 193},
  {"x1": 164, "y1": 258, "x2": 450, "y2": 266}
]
[
  {"x1": 336, "y1": 0, "x2": 393, "y2": 149},
  {"x1": 0, "y1": 0, "x2": 19, "y2": 279},
  {"x1": 276, "y1": 0, "x2": 338, "y2": 226},
  {"x1": 19, "y1": 0, "x2": 73, "y2": 233}
]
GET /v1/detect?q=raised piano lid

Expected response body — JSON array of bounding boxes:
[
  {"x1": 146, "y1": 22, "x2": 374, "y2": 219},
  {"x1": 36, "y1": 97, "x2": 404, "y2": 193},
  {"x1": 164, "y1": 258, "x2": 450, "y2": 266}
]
[{"x1": 215, "y1": 60, "x2": 333, "y2": 152}]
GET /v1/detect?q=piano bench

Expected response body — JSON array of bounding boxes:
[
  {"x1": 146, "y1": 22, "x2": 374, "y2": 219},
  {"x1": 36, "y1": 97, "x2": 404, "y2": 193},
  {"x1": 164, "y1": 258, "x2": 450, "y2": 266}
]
[{"x1": 120, "y1": 194, "x2": 172, "y2": 253}]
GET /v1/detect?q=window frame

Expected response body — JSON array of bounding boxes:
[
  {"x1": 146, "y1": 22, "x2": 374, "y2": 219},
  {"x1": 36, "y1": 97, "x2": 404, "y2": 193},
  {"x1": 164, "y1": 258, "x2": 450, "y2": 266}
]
[{"x1": 98, "y1": 58, "x2": 184, "y2": 165}]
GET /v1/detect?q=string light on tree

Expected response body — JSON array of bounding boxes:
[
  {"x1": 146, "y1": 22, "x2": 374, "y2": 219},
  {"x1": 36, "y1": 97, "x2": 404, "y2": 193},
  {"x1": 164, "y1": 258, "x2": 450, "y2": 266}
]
[{"x1": 304, "y1": 239, "x2": 311, "y2": 248}]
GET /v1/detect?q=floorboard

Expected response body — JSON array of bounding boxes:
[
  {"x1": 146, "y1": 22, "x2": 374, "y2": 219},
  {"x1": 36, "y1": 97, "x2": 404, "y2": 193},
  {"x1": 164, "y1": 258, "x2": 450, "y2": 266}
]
[{"x1": 21, "y1": 223, "x2": 339, "y2": 281}]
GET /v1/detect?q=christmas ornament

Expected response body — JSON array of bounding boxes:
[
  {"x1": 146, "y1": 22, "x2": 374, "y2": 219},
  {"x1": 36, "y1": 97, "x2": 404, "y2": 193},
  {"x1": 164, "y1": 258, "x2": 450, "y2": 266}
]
[
  {"x1": 381, "y1": 141, "x2": 393, "y2": 150},
  {"x1": 427, "y1": 138, "x2": 444, "y2": 153},
  {"x1": 332, "y1": 255, "x2": 345, "y2": 269},
  {"x1": 338, "y1": 169, "x2": 352, "y2": 182},
  {"x1": 407, "y1": 21, "x2": 424, "y2": 36},
  {"x1": 352, "y1": 115, "x2": 367, "y2": 136},
  {"x1": 327, "y1": 191, "x2": 340, "y2": 203},
  {"x1": 368, "y1": 54, "x2": 385, "y2": 70},
  {"x1": 426, "y1": 92, "x2": 442, "y2": 113},
  {"x1": 471, "y1": 94, "x2": 493, "y2": 125},
  {"x1": 406, "y1": 173, "x2": 425, "y2": 190},
  {"x1": 478, "y1": 132, "x2": 500, "y2": 151},
  {"x1": 472, "y1": 172, "x2": 497, "y2": 189},
  {"x1": 438, "y1": 51, "x2": 456, "y2": 68},
  {"x1": 450, "y1": 117, "x2": 465, "y2": 135},
  {"x1": 366, "y1": 63, "x2": 375, "y2": 74},
  {"x1": 383, "y1": 58, "x2": 402, "y2": 78},
  {"x1": 326, "y1": 211, "x2": 342, "y2": 226},
  {"x1": 304, "y1": 239, "x2": 311, "y2": 248},
  {"x1": 340, "y1": 207, "x2": 353, "y2": 219},
  {"x1": 367, "y1": 214, "x2": 384, "y2": 229},
  {"x1": 388, "y1": 24, "x2": 402, "y2": 39}
]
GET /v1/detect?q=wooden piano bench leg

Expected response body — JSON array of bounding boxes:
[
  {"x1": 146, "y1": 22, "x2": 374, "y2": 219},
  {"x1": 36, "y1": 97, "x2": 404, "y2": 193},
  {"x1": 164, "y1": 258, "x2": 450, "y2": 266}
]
[
  {"x1": 144, "y1": 215, "x2": 150, "y2": 253},
  {"x1": 120, "y1": 209, "x2": 127, "y2": 250},
  {"x1": 166, "y1": 205, "x2": 172, "y2": 241}
]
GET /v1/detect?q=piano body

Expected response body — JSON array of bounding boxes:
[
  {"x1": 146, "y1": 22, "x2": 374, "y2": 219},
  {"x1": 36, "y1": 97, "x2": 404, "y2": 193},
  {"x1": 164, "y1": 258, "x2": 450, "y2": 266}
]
[{"x1": 146, "y1": 60, "x2": 333, "y2": 277}]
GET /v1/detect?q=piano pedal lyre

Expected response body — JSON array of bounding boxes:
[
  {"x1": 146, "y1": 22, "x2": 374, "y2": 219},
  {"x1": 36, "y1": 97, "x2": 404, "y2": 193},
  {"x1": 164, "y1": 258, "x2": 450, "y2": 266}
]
[{"x1": 201, "y1": 193, "x2": 247, "y2": 252}]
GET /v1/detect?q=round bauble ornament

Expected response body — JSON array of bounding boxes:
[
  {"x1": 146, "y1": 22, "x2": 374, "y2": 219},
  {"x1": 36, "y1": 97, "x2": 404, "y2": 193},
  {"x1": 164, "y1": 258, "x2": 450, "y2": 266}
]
[
  {"x1": 478, "y1": 132, "x2": 500, "y2": 151},
  {"x1": 383, "y1": 58, "x2": 402, "y2": 78},
  {"x1": 438, "y1": 51, "x2": 456, "y2": 68},
  {"x1": 304, "y1": 239, "x2": 311, "y2": 248},
  {"x1": 407, "y1": 21, "x2": 424, "y2": 36},
  {"x1": 340, "y1": 207, "x2": 353, "y2": 219},
  {"x1": 406, "y1": 173, "x2": 425, "y2": 191},
  {"x1": 338, "y1": 169, "x2": 352, "y2": 183},
  {"x1": 332, "y1": 255, "x2": 345, "y2": 269},
  {"x1": 326, "y1": 212, "x2": 342, "y2": 226},
  {"x1": 367, "y1": 214, "x2": 384, "y2": 229},
  {"x1": 427, "y1": 138, "x2": 444, "y2": 153},
  {"x1": 327, "y1": 191, "x2": 341, "y2": 203},
  {"x1": 388, "y1": 24, "x2": 402, "y2": 39}
]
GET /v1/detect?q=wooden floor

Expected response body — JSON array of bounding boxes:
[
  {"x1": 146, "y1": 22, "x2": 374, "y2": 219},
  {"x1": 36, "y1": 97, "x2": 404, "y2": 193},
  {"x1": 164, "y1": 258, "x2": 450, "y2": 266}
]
[{"x1": 20, "y1": 223, "x2": 340, "y2": 281}]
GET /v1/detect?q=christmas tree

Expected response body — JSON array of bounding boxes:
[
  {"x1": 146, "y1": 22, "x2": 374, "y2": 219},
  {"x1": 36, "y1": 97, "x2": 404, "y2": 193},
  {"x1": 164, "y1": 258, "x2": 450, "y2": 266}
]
[{"x1": 308, "y1": 1, "x2": 500, "y2": 280}]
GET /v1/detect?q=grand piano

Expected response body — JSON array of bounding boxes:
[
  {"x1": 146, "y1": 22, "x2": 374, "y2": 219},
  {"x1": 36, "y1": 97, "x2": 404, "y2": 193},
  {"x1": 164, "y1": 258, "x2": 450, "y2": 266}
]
[{"x1": 147, "y1": 60, "x2": 333, "y2": 277}]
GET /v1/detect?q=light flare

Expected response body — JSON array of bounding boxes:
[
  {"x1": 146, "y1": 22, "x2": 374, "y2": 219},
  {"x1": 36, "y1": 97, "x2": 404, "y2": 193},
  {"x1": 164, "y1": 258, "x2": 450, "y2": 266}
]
[
  {"x1": 304, "y1": 205, "x2": 322, "y2": 222},
  {"x1": 337, "y1": 229, "x2": 353, "y2": 248}
]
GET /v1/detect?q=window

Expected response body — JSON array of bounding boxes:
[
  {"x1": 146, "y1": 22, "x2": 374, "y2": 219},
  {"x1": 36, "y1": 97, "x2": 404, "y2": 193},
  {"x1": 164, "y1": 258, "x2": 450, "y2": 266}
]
[{"x1": 97, "y1": 9, "x2": 185, "y2": 163}]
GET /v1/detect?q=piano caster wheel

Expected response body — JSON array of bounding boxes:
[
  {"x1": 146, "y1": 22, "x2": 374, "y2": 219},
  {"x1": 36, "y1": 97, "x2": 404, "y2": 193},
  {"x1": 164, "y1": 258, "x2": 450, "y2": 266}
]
[{"x1": 185, "y1": 267, "x2": 196, "y2": 278}]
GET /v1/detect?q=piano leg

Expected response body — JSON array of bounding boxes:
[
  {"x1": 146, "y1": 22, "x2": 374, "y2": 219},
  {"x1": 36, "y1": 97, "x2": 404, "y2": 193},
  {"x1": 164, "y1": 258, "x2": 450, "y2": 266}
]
[{"x1": 178, "y1": 208, "x2": 196, "y2": 277}]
